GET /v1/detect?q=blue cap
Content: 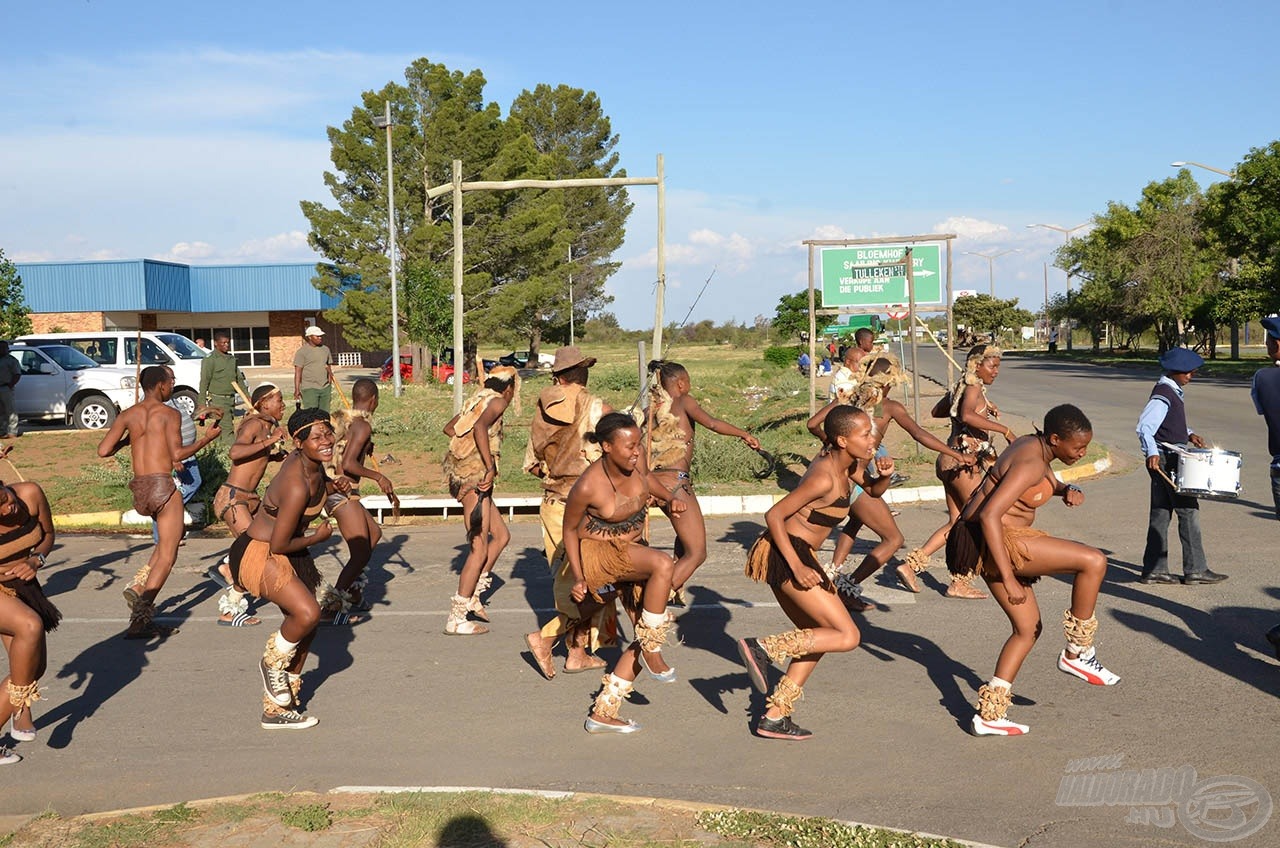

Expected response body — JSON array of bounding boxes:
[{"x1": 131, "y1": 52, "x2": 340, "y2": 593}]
[
  {"x1": 1261, "y1": 316, "x2": 1280, "y2": 341},
  {"x1": 1159, "y1": 347, "x2": 1204, "y2": 373}
]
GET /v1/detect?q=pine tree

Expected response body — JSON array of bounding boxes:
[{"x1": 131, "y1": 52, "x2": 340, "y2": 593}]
[{"x1": 0, "y1": 249, "x2": 33, "y2": 339}]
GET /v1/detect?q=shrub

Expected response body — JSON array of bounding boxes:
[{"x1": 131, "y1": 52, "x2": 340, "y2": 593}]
[{"x1": 763, "y1": 345, "x2": 803, "y2": 369}]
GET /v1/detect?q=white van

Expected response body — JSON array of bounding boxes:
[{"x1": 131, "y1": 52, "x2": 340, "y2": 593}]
[
  {"x1": 7, "y1": 343, "x2": 138, "y2": 430},
  {"x1": 18, "y1": 331, "x2": 208, "y2": 415}
]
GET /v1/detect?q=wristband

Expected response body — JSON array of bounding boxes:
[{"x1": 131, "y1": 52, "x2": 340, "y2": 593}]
[{"x1": 29, "y1": 553, "x2": 46, "y2": 568}]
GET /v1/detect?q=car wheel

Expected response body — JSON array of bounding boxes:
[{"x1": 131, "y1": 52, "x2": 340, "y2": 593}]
[
  {"x1": 171, "y1": 390, "x2": 198, "y2": 417},
  {"x1": 73, "y1": 395, "x2": 117, "y2": 430}
]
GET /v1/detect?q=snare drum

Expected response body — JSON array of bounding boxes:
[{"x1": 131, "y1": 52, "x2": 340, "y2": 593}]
[{"x1": 1171, "y1": 447, "x2": 1242, "y2": 500}]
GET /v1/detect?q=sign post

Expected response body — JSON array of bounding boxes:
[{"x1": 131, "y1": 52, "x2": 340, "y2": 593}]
[{"x1": 820, "y1": 244, "x2": 943, "y2": 308}]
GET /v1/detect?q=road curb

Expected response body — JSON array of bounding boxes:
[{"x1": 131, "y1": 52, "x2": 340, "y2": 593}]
[{"x1": 47, "y1": 452, "x2": 1113, "y2": 529}]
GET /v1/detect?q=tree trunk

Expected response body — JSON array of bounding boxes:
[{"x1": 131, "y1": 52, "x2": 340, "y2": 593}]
[{"x1": 529, "y1": 323, "x2": 542, "y2": 362}]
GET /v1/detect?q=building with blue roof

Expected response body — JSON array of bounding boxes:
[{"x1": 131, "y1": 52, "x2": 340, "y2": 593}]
[{"x1": 15, "y1": 259, "x2": 360, "y2": 367}]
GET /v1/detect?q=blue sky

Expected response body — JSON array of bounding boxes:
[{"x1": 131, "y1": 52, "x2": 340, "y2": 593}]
[{"x1": 3, "y1": 1, "x2": 1277, "y2": 331}]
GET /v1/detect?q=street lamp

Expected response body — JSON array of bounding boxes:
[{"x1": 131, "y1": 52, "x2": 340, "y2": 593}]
[
  {"x1": 1171, "y1": 161, "x2": 1236, "y2": 179},
  {"x1": 1028, "y1": 223, "x2": 1088, "y2": 352},
  {"x1": 962, "y1": 249, "x2": 1020, "y2": 296},
  {"x1": 372, "y1": 102, "x2": 401, "y2": 397}
]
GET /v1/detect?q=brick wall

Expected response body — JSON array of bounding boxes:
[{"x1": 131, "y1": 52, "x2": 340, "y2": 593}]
[
  {"x1": 30, "y1": 312, "x2": 105, "y2": 333},
  {"x1": 270, "y1": 311, "x2": 308, "y2": 368}
]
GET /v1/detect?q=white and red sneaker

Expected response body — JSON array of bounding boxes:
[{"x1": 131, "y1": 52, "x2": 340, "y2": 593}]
[
  {"x1": 1057, "y1": 647, "x2": 1120, "y2": 686},
  {"x1": 970, "y1": 713, "x2": 1029, "y2": 736}
]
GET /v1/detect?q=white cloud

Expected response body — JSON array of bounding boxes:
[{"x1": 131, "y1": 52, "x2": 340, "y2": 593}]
[
  {"x1": 159, "y1": 242, "x2": 217, "y2": 262},
  {"x1": 933, "y1": 216, "x2": 1010, "y2": 241}
]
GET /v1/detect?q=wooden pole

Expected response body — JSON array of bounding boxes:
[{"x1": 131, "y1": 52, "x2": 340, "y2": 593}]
[
  {"x1": 807, "y1": 243, "x2": 817, "y2": 416},
  {"x1": 451, "y1": 159, "x2": 464, "y2": 415},
  {"x1": 905, "y1": 248, "x2": 921, "y2": 451},
  {"x1": 945, "y1": 240, "x2": 954, "y2": 388},
  {"x1": 652, "y1": 154, "x2": 666, "y2": 359}
]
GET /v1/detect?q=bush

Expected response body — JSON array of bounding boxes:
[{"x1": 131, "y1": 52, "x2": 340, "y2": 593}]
[{"x1": 763, "y1": 345, "x2": 803, "y2": 369}]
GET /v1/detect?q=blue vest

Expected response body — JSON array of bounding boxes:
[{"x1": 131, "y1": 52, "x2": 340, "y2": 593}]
[
  {"x1": 1254, "y1": 366, "x2": 1280, "y2": 462},
  {"x1": 1150, "y1": 382, "x2": 1187, "y2": 447}
]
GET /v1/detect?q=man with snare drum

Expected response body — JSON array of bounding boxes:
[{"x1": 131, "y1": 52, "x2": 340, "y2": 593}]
[{"x1": 1136, "y1": 347, "x2": 1227, "y2": 586}]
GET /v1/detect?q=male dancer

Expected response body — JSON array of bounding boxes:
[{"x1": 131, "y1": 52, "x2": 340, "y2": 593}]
[
  {"x1": 646, "y1": 360, "x2": 758, "y2": 597},
  {"x1": 98, "y1": 365, "x2": 221, "y2": 638},
  {"x1": 208, "y1": 383, "x2": 289, "y2": 626},
  {"x1": 319, "y1": 378, "x2": 397, "y2": 624},
  {"x1": 523, "y1": 346, "x2": 615, "y2": 678}
]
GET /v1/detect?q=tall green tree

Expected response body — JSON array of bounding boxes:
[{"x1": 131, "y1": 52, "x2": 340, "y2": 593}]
[
  {"x1": 771, "y1": 292, "x2": 811, "y2": 341},
  {"x1": 1201, "y1": 141, "x2": 1280, "y2": 322},
  {"x1": 0, "y1": 249, "x2": 33, "y2": 339},
  {"x1": 500, "y1": 84, "x2": 631, "y2": 356},
  {"x1": 1058, "y1": 173, "x2": 1223, "y2": 353},
  {"x1": 301, "y1": 63, "x2": 630, "y2": 367},
  {"x1": 952, "y1": 294, "x2": 1033, "y2": 339}
]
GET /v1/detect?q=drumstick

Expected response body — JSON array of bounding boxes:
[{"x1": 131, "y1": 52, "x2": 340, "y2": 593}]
[
  {"x1": 333, "y1": 379, "x2": 353, "y2": 411},
  {"x1": 230, "y1": 381, "x2": 255, "y2": 409}
]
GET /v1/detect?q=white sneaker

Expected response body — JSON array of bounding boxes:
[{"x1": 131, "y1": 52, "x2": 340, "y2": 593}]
[
  {"x1": 0, "y1": 747, "x2": 21, "y2": 765},
  {"x1": 1058, "y1": 647, "x2": 1121, "y2": 686},
  {"x1": 971, "y1": 713, "x2": 1029, "y2": 736}
]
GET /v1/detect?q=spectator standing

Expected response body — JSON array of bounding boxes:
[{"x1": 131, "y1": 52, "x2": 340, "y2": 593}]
[
  {"x1": 0, "y1": 342, "x2": 20, "y2": 438},
  {"x1": 293, "y1": 327, "x2": 335, "y2": 413},
  {"x1": 1252, "y1": 318, "x2": 1280, "y2": 657},
  {"x1": 199, "y1": 331, "x2": 245, "y2": 444},
  {"x1": 1135, "y1": 347, "x2": 1226, "y2": 585}
]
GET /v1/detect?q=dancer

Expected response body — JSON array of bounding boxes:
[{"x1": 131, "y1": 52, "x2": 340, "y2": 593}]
[
  {"x1": 809, "y1": 351, "x2": 974, "y2": 604},
  {"x1": 442, "y1": 366, "x2": 519, "y2": 635},
  {"x1": 906, "y1": 343, "x2": 1014, "y2": 599},
  {"x1": 229, "y1": 407, "x2": 336, "y2": 730},
  {"x1": 645, "y1": 359, "x2": 759, "y2": 596},
  {"x1": 737, "y1": 406, "x2": 880, "y2": 740},
  {"x1": 0, "y1": 477, "x2": 58, "y2": 765},
  {"x1": 209, "y1": 383, "x2": 289, "y2": 627},
  {"x1": 523, "y1": 346, "x2": 616, "y2": 678},
  {"x1": 318, "y1": 378, "x2": 397, "y2": 625},
  {"x1": 947, "y1": 404, "x2": 1118, "y2": 737},
  {"x1": 98, "y1": 365, "x2": 221, "y2": 639},
  {"x1": 564, "y1": 413, "x2": 685, "y2": 733}
]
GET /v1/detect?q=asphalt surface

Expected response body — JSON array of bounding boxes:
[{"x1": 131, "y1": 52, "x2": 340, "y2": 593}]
[{"x1": 4, "y1": 351, "x2": 1278, "y2": 848}]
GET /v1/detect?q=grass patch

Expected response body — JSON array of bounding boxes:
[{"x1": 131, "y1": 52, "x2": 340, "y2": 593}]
[
  {"x1": 696, "y1": 809, "x2": 967, "y2": 848},
  {"x1": 3, "y1": 791, "x2": 983, "y2": 848},
  {"x1": 279, "y1": 802, "x2": 332, "y2": 832}
]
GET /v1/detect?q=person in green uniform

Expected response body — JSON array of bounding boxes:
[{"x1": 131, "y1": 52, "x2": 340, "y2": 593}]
[{"x1": 199, "y1": 331, "x2": 245, "y2": 444}]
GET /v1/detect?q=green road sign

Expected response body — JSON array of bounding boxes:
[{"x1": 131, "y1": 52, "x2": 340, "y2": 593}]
[{"x1": 819, "y1": 244, "x2": 943, "y2": 307}]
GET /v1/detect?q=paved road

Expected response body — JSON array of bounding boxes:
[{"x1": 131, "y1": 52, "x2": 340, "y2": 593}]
[{"x1": 5, "y1": 354, "x2": 1278, "y2": 848}]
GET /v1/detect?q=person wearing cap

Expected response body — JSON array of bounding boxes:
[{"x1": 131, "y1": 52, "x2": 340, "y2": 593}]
[
  {"x1": 293, "y1": 326, "x2": 335, "y2": 413},
  {"x1": 1136, "y1": 347, "x2": 1226, "y2": 585},
  {"x1": 522, "y1": 346, "x2": 619, "y2": 678}
]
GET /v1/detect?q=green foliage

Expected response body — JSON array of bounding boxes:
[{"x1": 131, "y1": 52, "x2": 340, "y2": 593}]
[
  {"x1": 763, "y1": 345, "x2": 803, "y2": 369},
  {"x1": 0, "y1": 248, "x2": 33, "y2": 339},
  {"x1": 1059, "y1": 172, "x2": 1225, "y2": 353},
  {"x1": 152, "y1": 803, "x2": 200, "y2": 824},
  {"x1": 952, "y1": 294, "x2": 1034, "y2": 338},
  {"x1": 301, "y1": 63, "x2": 630, "y2": 361},
  {"x1": 696, "y1": 809, "x2": 966, "y2": 848},
  {"x1": 590, "y1": 364, "x2": 641, "y2": 393},
  {"x1": 280, "y1": 803, "x2": 332, "y2": 832},
  {"x1": 771, "y1": 291, "x2": 811, "y2": 341}
]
